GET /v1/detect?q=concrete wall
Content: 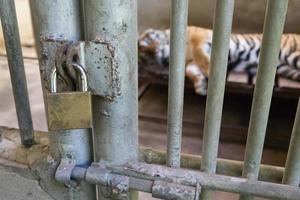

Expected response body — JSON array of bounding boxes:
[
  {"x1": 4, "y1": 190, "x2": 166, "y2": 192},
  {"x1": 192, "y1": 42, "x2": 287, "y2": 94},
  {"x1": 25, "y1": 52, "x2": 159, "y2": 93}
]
[
  {"x1": 0, "y1": 0, "x2": 33, "y2": 53},
  {"x1": 1, "y1": 0, "x2": 300, "y2": 52},
  {"x1": 138, "y1": 0, "x2": 300, "y2": 33}
]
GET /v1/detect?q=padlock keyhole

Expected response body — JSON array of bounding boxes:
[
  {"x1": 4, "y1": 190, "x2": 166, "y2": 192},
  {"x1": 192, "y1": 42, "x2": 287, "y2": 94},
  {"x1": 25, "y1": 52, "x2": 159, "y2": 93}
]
[{"x1": 73, "y1": 55, "x2": 79, "y2": 63}]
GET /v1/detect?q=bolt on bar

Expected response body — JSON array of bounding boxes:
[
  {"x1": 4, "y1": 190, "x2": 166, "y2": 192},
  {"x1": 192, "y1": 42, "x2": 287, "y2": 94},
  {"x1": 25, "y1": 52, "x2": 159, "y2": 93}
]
[
  {"x1": 139, "y1": 148, "x2": 286, "y2": 184},
  {"x1": 240, "y1": 1, "x2": 289, "y2": 200},
  {"x1": 71, "y1": 162, "x2": 300, "y2": 200},
  {"x1": 29, "y1": 1, "x2": 95, "y2": 199},
  {"x1": 200, "y1": 0, "x2": 235, "y2": 199},
  {"x1": 282, "y1": 98, "x2": 300, "y2": 186},
  {"x1": 0, "y1": 0, "x2": 34, "y2": 147},
  {"x1": 84, "y1": 0, "x2": 139, "y2": 199},
  {"x1": 166, "y1": 0, "x2": 189, "y2": 168}
]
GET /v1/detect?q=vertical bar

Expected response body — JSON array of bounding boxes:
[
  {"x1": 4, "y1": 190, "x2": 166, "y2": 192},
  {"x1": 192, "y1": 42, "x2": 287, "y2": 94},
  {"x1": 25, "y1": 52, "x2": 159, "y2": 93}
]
[
  {"x1": 240, "y1": 1, "x2": 288, "y2": 200},
  {"x1": 0, "y1": 0, "x2": 34, "y2": 147},
  {"x1": 29, "y1": 1, "x2": 95, "y2": 200},
  {"x1": 84, "y1": 0, "x2": 138, "y2": 199},
  {"x1": 282, "y1": 98, "x2": 300, "y2": 186},
  {"x1": 166, "y1": 0, "x2": 188, "y2": 168},
  {"x1": 200, "y1": 0, "x2": 235, "y2": 199},
  {"x1": 30, "y1": 1, "x2": 83, "y2": 57}
]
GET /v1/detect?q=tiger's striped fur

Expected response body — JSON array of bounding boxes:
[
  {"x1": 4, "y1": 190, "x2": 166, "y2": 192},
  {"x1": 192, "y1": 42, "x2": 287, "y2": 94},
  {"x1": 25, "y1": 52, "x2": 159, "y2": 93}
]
[{"x1": 138, "y1": 26, "x2": 300, "y2": 95}]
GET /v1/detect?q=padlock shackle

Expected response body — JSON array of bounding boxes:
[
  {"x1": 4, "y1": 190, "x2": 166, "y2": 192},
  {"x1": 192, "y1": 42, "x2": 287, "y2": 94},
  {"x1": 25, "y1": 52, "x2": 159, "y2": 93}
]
[
  {"x1": 50, "y1": 63, "x2": 88, "y2": 93},
  {"x1": 73, "y1": 63, "x2": 88, "y2": 92},
  {"x1": 50, "y1": 67, "x2": 57, "y2": 93}
]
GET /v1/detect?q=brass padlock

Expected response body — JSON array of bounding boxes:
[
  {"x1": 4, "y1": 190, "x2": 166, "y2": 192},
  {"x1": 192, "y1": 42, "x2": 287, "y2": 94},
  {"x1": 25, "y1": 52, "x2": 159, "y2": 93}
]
[{"x1": 47, "y1": 63, "x2": 92, "y2": 131}]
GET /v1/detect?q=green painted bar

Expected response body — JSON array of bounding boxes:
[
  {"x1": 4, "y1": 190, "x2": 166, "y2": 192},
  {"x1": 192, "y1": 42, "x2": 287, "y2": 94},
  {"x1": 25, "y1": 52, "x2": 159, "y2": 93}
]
[
  {"x1": 84, "y1": 0, "x2": 139, "y2": 199},
  {"x1": 167, "y1": 0, "x2": 188, "y2": 168},
  {"x1": 200, "y1": 0, "x2": 235, "y2": 199},
  {"x1": 29, "y1": 1, "x2": 95, "y2": 199},
  {"x1": 283, "y1": 98, "x2": 300, "y2": 186},
  {"x1": 240, "y1": 1, "x2": 289, "y2": 200},
  {"x1": 0, "y1": 0, "x2": 34, "y2": 147}
]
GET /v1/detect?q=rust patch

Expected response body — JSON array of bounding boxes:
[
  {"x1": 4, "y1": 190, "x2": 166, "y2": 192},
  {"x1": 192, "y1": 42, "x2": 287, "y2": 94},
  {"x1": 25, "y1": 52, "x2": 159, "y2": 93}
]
[
  {"x1": 89, "y1": 39, "x2": 121, "y2": 101},
  {"x1": 40, "y1": 36, "x2": 70, "y2": 92},
  {"x1": 152, "y1": 180, "x2": 199, "y2": 200},
  {"x1": 40, "y1": 37, "x2": 121, "y2": 100}
]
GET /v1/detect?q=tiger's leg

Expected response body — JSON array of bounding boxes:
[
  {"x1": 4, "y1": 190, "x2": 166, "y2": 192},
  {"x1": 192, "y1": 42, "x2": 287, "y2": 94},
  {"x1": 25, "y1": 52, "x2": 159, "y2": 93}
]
[
  {"x1": 247, "y1": 73, "x2": 254, "y2": 85},
  {"x1": 245, "y1": 64, "x2": 257, "y2": 85},
  {"x1": 246, "y1": 69, "x2": 278, "y2": 86},
  {"x1": 274, "y1": 73, "x2": 279, "y2": 87},
  {"x1": 277, "y1": 64, "x2": 300, "y2": 83},
  {"x1": 186, "y1": 62, "x2": 208, "y2": 95}
]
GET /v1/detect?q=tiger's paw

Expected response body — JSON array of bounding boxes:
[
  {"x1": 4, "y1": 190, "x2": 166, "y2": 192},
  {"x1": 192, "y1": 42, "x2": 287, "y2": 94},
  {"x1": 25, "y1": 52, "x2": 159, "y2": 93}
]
[{"x1": 194, "y1": 78, "x2": 207, "y2": 96}]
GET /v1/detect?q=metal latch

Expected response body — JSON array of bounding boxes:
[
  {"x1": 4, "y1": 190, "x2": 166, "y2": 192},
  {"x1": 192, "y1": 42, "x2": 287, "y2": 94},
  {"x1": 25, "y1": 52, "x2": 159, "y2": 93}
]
[
  {"x1": 41, "y1": 38, "x2": 120, "y2": 101},
  {"x1": 84, "y1": 163, "x2": 130, "y2": 198},
  {"x1": 152, "y1": 180, "x2": 201, "y2": 200}
]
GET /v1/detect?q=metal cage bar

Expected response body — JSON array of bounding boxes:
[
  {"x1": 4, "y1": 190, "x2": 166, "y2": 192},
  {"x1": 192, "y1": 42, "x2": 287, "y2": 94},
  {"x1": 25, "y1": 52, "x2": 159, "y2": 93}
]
[
  {"x1": 0, "y1": 0, "x2": 34, "y2": 147},
  {"x1": 139, "y1": 148, "x2": 286, "y2": 184},
  {"x1": 283, "y1": 98, "x2": 300, "y2": 186},
  {"x1": 30, "y1": 0, "x2": 93, "y2": 166},
  {"x1": 21, "y1": 0, "x2": 299, "y2": 199},
  {"x1": 71, "y1": 162, "x2": 300, "y2": 200},
  {"x1": 240, "y1": 0, "x2": 289, "y2": 200},
  {"x1": 84, "y1": 0, "x2": 139, "y2": 199},
  {"x1": 166, "y1": 0, "x2": 189, "y2": 168},
  {"x1": 200, "y1": 0, "x2": 235, "y2": 199},
  {"x1": 29, "y1": 1, "x2": 83, "y2": 58},
  {"x1": 29, "y1": 1, "x2": 95, "y2": 199}
]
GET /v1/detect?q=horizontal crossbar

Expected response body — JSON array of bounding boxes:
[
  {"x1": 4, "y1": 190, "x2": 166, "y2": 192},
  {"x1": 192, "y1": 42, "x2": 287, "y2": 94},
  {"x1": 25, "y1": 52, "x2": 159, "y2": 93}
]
[{"x1": 70, "y1": 162, "x2": 300, "y2": 200}]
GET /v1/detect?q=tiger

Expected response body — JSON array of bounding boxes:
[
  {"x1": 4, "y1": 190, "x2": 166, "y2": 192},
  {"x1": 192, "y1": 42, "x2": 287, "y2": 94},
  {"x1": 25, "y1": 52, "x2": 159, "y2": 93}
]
[{"x1": 138, "y1": 26, "x2": 300, "y2": 95}]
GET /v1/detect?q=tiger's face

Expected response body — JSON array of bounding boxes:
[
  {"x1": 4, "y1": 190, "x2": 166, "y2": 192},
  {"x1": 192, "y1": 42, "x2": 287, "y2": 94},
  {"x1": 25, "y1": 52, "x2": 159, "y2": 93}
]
[{"x1": 138, "y1": 29, "x2": 170, "y2": 67}]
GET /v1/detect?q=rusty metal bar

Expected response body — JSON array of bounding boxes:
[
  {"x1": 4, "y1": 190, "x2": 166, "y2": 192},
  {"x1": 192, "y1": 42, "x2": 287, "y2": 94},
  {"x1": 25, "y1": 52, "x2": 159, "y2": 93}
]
[
  {"x1": 84, "y1": 0, "x2": 139, "y2": 199},
  {"x1": 29, "y1": 1, "x2": 95, "y2": 199},
  {"x1": 152, "y1": 180, "x2": 200, "y2": 200},
  {"x1": 0, "y1": 0, "x2": 34, "y2": 147},
  {"x1": 240, "y1": 1, "x2": 289, "y2": 200},
  {"x1": 139, "y1": 148, "x2": 285, "y2": 184},
  {"x1": 166, "y1": 0, "x2": 189, "y2": 168},
  {"x1": 29, "y1": 0, "x2": 83, "y2": 57},
  {"x1": 71, "y1": 162, "x2": 300, "y2": 200},
  {"x1": 282, "y1": 98, "x2": 300, "y2": 186},
  {"x1": 200, "y1": 0, "x2": 235, "y2": 199},
  {"x1": 29, "y1": 0, "x2": 93, "y2": 165}
]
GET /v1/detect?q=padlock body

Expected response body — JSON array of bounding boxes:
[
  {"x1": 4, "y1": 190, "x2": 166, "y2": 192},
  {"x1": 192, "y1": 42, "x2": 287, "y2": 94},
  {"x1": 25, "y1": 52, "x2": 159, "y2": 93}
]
[{"x1": 47, "y1": 91, "x2": 92, "y2": 131}]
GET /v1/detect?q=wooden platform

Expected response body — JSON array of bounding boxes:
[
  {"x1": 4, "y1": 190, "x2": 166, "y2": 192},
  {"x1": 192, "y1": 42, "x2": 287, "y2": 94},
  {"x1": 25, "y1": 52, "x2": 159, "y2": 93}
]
[
  {"x1": 139, "y1": 66, "x2": 300, "y2": 151},
  {"x1": 139, "y1": 65, "x2": 300, "y2": 99}
]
